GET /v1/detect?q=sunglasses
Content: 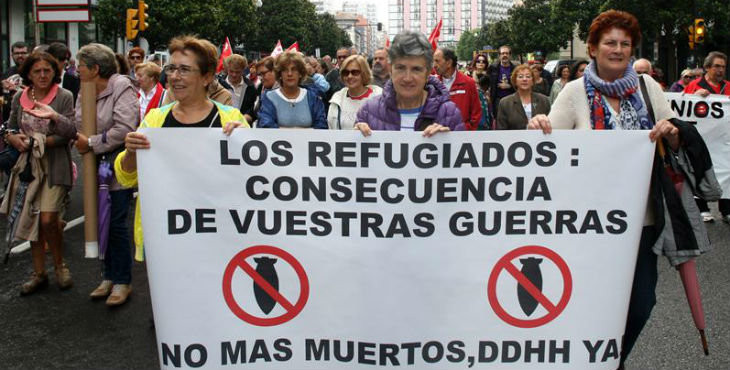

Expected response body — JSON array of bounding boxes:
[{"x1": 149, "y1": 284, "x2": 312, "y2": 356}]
[{"x1": 341, "y1": 69, "x2": 361, "y2": 77}]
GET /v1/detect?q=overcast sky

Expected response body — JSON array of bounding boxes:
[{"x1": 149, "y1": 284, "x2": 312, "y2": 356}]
[{"x1": 324, "y1": 0, "x2": 390, "y2": 29}]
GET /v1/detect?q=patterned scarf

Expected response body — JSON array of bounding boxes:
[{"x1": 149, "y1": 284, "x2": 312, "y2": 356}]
[{"x1": 583, "y1": 61, "x2": 653, "y2": 130}]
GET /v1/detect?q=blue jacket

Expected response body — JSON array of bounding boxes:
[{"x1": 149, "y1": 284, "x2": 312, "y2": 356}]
[{"x1": 257, "y1": 86, "x2": 328, "y2": 129}]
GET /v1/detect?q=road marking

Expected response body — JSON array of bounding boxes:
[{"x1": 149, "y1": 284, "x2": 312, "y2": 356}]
[{"x1": 9, "y1": 215, "x2": 85, "y2": 255}]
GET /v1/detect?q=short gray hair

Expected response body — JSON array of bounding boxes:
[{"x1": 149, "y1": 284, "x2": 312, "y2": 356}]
[
  {"x1": 703, "y1": 51, "x2": 727, "y2": 69},
  {"x1": 77, "y1": 43, "x2": 118, "y2": 79},
  {"x1": 388, "y1": 30, "x2": 433, "y2": 69}
]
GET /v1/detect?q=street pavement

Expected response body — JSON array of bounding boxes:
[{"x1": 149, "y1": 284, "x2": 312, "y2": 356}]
[{"x1": 0, "y1": 152, "x2": 729, "y2": 369}]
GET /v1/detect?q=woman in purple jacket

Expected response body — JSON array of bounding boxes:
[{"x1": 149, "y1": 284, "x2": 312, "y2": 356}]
[{"x1": 355, "y1": 31, "x2": 464, "y2": 136}]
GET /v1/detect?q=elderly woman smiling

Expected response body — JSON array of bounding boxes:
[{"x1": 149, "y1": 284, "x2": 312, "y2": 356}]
[
  {"x1": 116, "y1": 36, "x2": 249, "y2": 301},
  {"x1": 354, "y1": 31, "x2": 463, "y2": 136},
  {"x1": 528, "y1": 10, "x2": 716, "y2": 369}
]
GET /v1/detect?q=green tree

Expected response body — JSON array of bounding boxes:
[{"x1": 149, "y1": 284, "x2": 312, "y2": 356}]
[
  {"x1": 310, "y1": 13, "x2": 353, "y2": 57},
  {"x1": 480, "y1": 20, "x2": 512, "y2": 54},
  {"x1": 95, "y1": 0, "x2": 258, "y2": 51},
  {"x1": 456, "y1": 29, "x2": 479, "y2": 61},
  {"x1": 94, "y1": 0, "x2": 129, "y2": 43},
  {"x1": 506, "y1": 0, "x2": 576, "y2": 55},
  {"x1": 253, "y1": 0, "x2": 318, "y2": 53}
]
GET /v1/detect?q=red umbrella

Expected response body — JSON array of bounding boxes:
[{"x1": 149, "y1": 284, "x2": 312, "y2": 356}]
[
  {"x1": 677, "y1": 259, "x2": 709, "y2": 355},
  {"x1": 659, "y1": 140, "x2": 709, "y2": 355}
]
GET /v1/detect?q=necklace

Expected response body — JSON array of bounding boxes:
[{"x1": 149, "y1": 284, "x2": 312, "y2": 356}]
[
  {"x1": 281, "y1": 89, "x2": 299, "y2": 107},
  {"x1": 30, "y1": 87, "x2": 37, "y2": 102}
]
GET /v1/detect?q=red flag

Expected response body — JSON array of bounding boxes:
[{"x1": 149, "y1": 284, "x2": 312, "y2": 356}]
[
  {"x1": 428, "y1": 19, "x2": 442, "y2": 50},
  {"x1": 271, "y1": 40, "x2": 284, "y2": 57},
  {"x1": 216, "y1": 37, "x2": 232, "y2": 73},
  {"x1": 385, "y1": 38, "x2": 390, "y2": 48},
  {"x1": 286, "y1": 41, "x2": 299, "y2": 52}
]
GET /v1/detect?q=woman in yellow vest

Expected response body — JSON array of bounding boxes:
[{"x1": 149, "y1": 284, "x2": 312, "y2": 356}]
[{"x1": 114, "y1": 36, "x2": 249, "y2": 273}]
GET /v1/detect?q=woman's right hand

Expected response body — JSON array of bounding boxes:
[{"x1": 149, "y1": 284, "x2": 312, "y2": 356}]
[
  {"x1": 7, "y1": 133, "x2": 30, "y2": 152},
  {"x1": 125, "y1": 132, "x2": 150, "y2": 153},
  {"x1": 354, "y1": 122, "x2": 372, "y2": 137},
  {"x1": 528, "y1": 114, "x2": 552, "y2": 134}
]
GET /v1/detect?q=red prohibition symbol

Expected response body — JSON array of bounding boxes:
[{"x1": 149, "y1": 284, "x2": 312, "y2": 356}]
[
  {"x1": 488, "y1": 245, "x2": 572, "y2": 328},
  {"x1": 222, "y1": 245, "x2": 309, "y2": 326}
]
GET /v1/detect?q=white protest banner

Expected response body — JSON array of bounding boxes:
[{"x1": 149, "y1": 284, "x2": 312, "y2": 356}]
[
  {"x1": 666, "y1": 92, "x2": 730, "y2": 195},
  {"x1": 136, "y1": 130, "x2": 655, "y2": 370}
]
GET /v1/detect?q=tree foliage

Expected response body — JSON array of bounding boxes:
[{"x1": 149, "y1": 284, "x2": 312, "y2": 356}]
[
  {"x1": 456, "y1": 30, "x2": 478, "y2": 61},
  {"x1": 94, "y1": 0, "x2": 352, "y2": 56}
]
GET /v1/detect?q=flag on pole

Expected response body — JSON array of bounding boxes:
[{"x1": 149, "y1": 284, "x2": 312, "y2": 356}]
[
  {"x1": 428, "y1": 19, "x2": 442, "y2": 50},
  {"x1": 286, "y1": 41, "x2": 299, "y2": 52},
  {"x1": 385, "y1": 38, "x2": 390, "y2": 48},
  {"x1": 271, "y1": 40, "x2": 284, "y2": 57},
  {"x1": 216, "y1": 37, "x2": 232, "y2": 73}
]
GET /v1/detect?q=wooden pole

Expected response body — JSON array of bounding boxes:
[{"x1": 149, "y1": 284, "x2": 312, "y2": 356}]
[{"x1": 81, "y1": 81, "x2": 98, "y2": 258}]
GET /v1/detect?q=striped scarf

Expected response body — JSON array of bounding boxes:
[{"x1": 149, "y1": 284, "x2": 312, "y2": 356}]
[{"x1": 583, "y1": 61, "x2": 653, "y2": 130}]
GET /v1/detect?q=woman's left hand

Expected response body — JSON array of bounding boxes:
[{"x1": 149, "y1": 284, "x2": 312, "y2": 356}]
[
  {"x1": 223, "y1": 121, "x2": 246, "y2": 136},
  {"x1": 649, "y1": 119, "x2": 680, "y2": 150},
  {"x1": 422, "y1": 123, "x2": 450, "y2": 137},
  {"x1": 24, "y1": 101, "x2": 59, "y2": 121}
]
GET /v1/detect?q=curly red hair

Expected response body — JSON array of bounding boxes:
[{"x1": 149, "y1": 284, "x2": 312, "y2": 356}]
[{"x1": 587, "y1": 10, "x2": 641, "y2": 49}]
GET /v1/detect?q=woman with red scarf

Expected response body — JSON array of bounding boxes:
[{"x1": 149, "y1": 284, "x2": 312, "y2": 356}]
[
  {"x1": 134, "y1": 62, "x2": 164, "y2": 122},
  {"x1": 3, "y1": 51, "x2": 76, "y2": 295}
]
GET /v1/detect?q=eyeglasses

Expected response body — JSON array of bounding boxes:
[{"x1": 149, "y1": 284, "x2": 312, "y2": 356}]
[
  {"x1": 341, "y1": 69, "x2": 361, "y2": 77},
  {"x1": 337, "y1": 55, "x2": 348, "y2": 60},
  {"x1": 711, "y1": 64, "x2": 726, "y2": 69},
  {"x1": 256, "y1": 69, "x2": 270, "y2": 77},
  {"x1": 682, "y1": 75, "x2": 693, "y2": 79},
  {"x1": 476, "y1": 60, "x2": 486, "y2": 63},
  {"x1": 12, "y1": 51, "x2": 28, "y2": 56},
  {"x1": 163, "y1": 64, "x2": 199, "y2": 77}
]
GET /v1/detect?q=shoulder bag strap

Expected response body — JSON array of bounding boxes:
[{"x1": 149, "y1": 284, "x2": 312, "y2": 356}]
[{"x1": 639, "y1": 75, "x2": 656, "y2": 124}]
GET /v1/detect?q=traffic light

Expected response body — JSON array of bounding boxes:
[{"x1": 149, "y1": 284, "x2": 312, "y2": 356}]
[
  {"x1": 688, "y1": 25, "x2": 695, "y2": 50},
  {"x1": 126, "y1": 9, "x2": 139, "y2": 41},
  {"x1": 138, "y1": 0, "x2": 149, "y2": 31},
  {"x1": 694, "y1": 18, "x2": 705, "y2": 44}
]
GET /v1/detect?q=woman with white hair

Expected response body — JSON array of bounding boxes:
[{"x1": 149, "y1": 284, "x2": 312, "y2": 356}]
[{"x1": 354, "y1": 30, "x2": 463, "y2": 136}]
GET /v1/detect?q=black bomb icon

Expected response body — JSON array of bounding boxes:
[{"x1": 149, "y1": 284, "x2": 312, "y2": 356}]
[
  {"x1": 517, "y1": 257, "x2": 543, "y2": 316},
  {"x1": 253, "y1": 257, "x2": 279, "y2": 314}
]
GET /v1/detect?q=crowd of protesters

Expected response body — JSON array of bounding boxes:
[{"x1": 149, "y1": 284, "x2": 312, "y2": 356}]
[{"x1": 1, "y1": 8, "x2": 728, "y2": 369}]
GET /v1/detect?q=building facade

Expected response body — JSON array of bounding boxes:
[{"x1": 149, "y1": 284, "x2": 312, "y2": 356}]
[
  {"x1": 388, "y1": 0, "x2": 483, "y2": 49},
  {"x1": 1, "y1": 0, "x2": 103, "y2": 73}
]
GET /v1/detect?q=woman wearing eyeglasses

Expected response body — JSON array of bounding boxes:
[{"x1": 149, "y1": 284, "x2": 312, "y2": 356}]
[
  {"x1": 116, "y1": 36, "x2": 249, "y2": 289},
  {"x1": 669, "y1": 69, "x2": 695, "y2": 93},
  {"x1": 258, "y1": 51, "x2": 328, "y2": 129},
  {"x1": 469, "y1": 53, "x2": 488, "y2": 84},
  {"x1": 327, "y1": 55, "x2": 382, "y2": 130}
]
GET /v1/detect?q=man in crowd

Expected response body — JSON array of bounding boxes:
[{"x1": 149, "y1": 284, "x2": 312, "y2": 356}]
[
  {"x1": 371, "y1": 48, "x2": 391, "y2": 88},
  {"x1": 324, "y1": 47, "x2": 351, "y2": 105},
  {"x1": 127, "y1": 47, "x2": 145, "y2": 78},
  {"x1": 488, "y1": 45, "x2": 517, "y2": 116},
  {"x1": 532, "y1": 58, "x2": 553, "y2": 88},
  {"x1": 47, "y1": 42, "x2": 80, "y2": 103},
  {"x1": 633, "y1": 58, "x2": 653, "y2": 75},
  {"x1": 2, "y1": 41, "x2": 30, "y2": 122},
  {"x1": 220, "y1": 54, "x2": 258, "y2": 124},
  {"x1": 685, "y1": 51, "x2": 730, "y2": 222},
  {"x1": 433, "y1": 48, "x2": 482, "y2": 130},
  {"x1": 304, "y1": 56, "x2": 330, "y2": 97}
]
